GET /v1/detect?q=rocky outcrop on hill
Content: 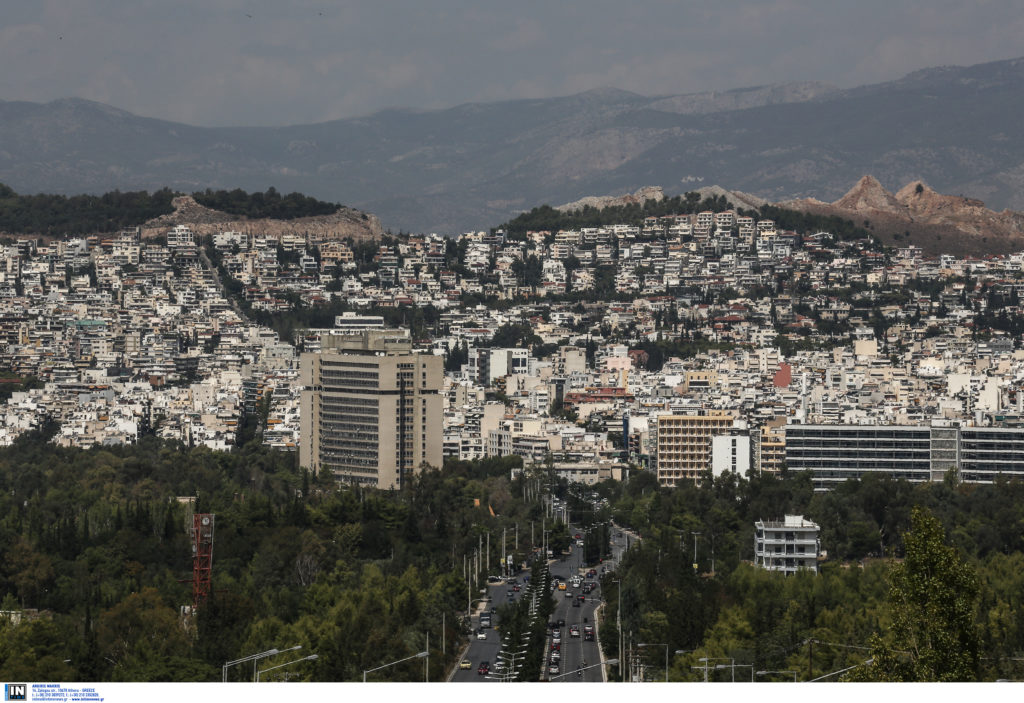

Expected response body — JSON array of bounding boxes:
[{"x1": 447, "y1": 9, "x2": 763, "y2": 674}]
[
  {"x1": 557, "y1": 184, "x2": 768, "y2": 214},
  {"x1": 557, "y1": 186, "x2": 665, "y2": 212},
  {"x1": 691, "y1": 185, "x2": 769, "y2": 211},
  {"x1": 782, "y1": 176, "x2": 1024, "y2": 256},
  {"x1": 141, "y1": 195, "x2": 383, "y2": 242}
]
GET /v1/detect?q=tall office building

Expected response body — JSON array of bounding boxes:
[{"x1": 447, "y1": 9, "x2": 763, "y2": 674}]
[
  {"x1": 784, "y1": 422, "x2": 1024, "y2": 489},
  {"x1": 654, "y1": 411, "x2": 736, "y2": 486},
  {"x1": 300, "y1": 330, "x2": 442, "y2": 489}
]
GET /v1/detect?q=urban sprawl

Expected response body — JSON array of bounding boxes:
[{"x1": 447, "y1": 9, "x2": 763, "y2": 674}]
[{"x1": 3, "y1": 209, "x2": 1024, "y2": 495}]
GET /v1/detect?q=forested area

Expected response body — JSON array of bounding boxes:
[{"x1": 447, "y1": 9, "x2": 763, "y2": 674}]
[
  {"x1": 0, "y1": 184, "x2": 343, "y2": 237},
  {"x1": 2, "y1": 427, "x2": 1023, "y2": 682},
  {"x1": 0, "y1": 184, "x2": 176, "y2": 235},
  {"x1": 599, "y1": 469, "x2": 1024, "y2": 682},
  {"x1": 497, "y1": 193, "x2": 877, "y2": 245},
  {"x1": 0, "y1": 430, "x2": 533, "y2": 681},
  {"x1": 192, "y1": 188, "x2": 341, "y2": 220},
  {"x1": 498, "y1": 193, "x2": 736, "y2": 237}
]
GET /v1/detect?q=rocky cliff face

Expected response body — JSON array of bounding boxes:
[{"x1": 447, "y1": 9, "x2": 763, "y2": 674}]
[
  {"x1": 140, "y1": 195, "x2": 383, "y2": 242},
  {"x1": 783, "y1": 176, "x2": 1024, "y2": 256},
  {"x1": 557, "y1": 186, "x2": 665, "y2": 212}
]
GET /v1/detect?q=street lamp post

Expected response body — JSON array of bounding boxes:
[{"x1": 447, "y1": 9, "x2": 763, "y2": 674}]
[
  {"x1": 614, "y1": 579, "x2": 623, "y2": 682},
  {"x1": 549, "y1": 658, "x2": 618, "y2": 680},
  {"x1": 693, "y1": 656, "x2": 731, "y2": 682},
  {"x1": 756, "y1": 669, "x2": 799, "y2": 682},
  {"x1": 691, "y1": 532, "x2": 701, "y2": 573},
  {"x1": 257, "y1": 654, "x2": 318, "y2": 682},
  {"x1": 222, "y1": 645, "x2": 301, "y2": 682},
  {"x1": 362, "y1": 651, "x2": 428, "y2": 682},
  {"x1": 636, "y1": 643, "x2": 669, "y2": 682}
]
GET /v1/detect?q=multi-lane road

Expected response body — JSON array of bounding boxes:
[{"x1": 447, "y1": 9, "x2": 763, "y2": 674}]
[{"x1": 450, "y1": 523, "x2": 633, "y2": 683}]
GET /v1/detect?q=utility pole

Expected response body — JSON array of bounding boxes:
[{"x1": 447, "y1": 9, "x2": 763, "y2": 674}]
[
  {"x1": 808, "y1": 638, "x2": 813, "y2": 680},
  {"x1": 502, "y1": 527, "x2": 506, "y2": 578},
  {"x1": 616, "y1": 579, "x2": 623, "y2": 682}
]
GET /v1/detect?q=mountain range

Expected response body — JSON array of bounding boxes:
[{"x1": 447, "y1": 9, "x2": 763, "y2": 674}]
[{"x1": 2, "y1": 56, "x2": 1024, "y2": 236}]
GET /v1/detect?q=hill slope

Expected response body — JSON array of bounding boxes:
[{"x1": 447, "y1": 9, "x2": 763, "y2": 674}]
[{"x1": 2, "y1": 57, "x2": 1024, "y2": 240}]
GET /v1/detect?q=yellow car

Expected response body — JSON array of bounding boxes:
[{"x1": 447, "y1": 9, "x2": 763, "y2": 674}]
[
  {"x1": 460, "y1": 659, "x2": 472, "y2": 670},
  {"x1": 558, "y1": 582, "x2": 567, "y2": 591}
]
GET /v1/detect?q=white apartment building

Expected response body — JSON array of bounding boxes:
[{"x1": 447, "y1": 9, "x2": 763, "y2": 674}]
[{"x1": 754, "y1": 515, "x2": 820, "y2": 574}]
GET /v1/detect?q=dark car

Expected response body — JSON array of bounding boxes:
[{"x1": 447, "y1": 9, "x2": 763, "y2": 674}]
[
  {"x1": 478, "y1": 661, "x2": 490, "y2": 675},
  {"x1": 557, "y1": 618, "x2": 565, "y2": 627}
]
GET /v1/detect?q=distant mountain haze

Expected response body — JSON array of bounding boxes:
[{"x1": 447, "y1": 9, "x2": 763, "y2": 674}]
[{"x1": 2, "y1": 56, "x2": 1023, "y2": 235}]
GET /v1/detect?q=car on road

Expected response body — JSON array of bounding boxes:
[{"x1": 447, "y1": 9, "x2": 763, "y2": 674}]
[
  {"x1": 558, "y1": 582, "x2": 567, "y2": 591},
  {"x1": 570, "y1": 625, "x2": 580, "y2": 637},
  {"x1": 460, "y1": 659, "x2": 472, "y2": 670},
  {"x1": 565, "y1": 590, "x2": 573, "y2": 598},
  {"x1": 553, "y1": 631, "x2": 561, "y2": 644},
  {"x1": 478, "y1": 661, "x2": 490, "y2": 675},
  {"x1": 513, "y1": 584, "x2": 521, "y2": 592},
  {"x1": 578, "y1": 594, "x2": 585, "y2": 603},
  {"x1": 584, "y1": 625, "x2": 594, "y2": 641},
  {"x1": 550, "y1": 650, "x2": 560, "y2": 662},
  {"x1": 549, "y1": 663, "x2": 560, "y2": 675},
  {"x1": 476, "y1": 629, "x2": 488, "y2": 640},
  {"x1": 557, "y1": 618, "x2": 565, "y2": 627}
]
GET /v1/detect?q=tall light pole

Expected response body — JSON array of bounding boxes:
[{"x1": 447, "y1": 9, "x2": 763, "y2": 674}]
[
  {"x1": 636, "y1": 643, "x2": 669, "y2": 682},
  {"x1": 363, "y1": 651, "x2": 428, "y2": 682},
  {"x1": 222, "y1": 645, "x2": 302, "y2": 682},
  {"x1": 614, "y1": 579, "x2": 623, "y2": 682},
  {"x1": 257, "y1": 654, "x2": 318, "y2": 682},
  {"x1": 691, "y1": 531, "x2": 701, "y2": 573},
  {"x1": 549, "y1": 658, "x2": 618, "y2": 680}
]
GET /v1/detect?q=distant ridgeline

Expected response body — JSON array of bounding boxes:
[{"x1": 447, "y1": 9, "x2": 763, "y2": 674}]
[
  {"x1": 0, "y1": 184, "x2": 341, "y2": 236},
  {"x1": 499, "y1": 192, "x2": 875, "y2": 242}
]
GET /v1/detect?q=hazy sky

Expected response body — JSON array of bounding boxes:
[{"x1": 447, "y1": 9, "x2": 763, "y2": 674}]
[{"x1": 3, "y1": 0, "x2": 1022, "y2": 126}]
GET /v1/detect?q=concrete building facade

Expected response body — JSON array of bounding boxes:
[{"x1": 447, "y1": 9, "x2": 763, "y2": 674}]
[
  {"x1": 754, "y1": 515, "x2": 820, "y2": 574},
  {"x1": 300, "y1": 330, "x2": 442, "y2": 489},
  {"x1": 654, "y1": 411, "x2": 735, "y2": 486}
]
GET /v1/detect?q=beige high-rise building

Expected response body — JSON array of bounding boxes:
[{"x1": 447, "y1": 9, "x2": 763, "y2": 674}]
[
  {"x1": 654, "y1": 411, "x2": 735, "y2": 486},
  {"x1": 300, "y1": 330, "x2": 442, "y2": 489}
]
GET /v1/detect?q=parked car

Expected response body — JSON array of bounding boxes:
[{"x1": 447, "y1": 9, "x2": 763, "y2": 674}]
[
  {"x1": 478, "y1": 661, "x2": 490, "y2": 675},
  {"x1": 477, "y1": 629, "x2": 488, "y2": 640},
  {"x1": 549, "y1": 663, "x2": 560, "y2": 675}
]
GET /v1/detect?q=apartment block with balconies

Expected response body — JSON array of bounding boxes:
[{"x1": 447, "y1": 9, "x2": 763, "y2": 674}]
[{"x1": 754, "y1": 515, "x2": 820, "y2": 574}]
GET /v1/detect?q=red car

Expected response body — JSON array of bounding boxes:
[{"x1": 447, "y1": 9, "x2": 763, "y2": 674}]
[{"x1": 478, "y1": 661, "x2": 490, "y2": 675}]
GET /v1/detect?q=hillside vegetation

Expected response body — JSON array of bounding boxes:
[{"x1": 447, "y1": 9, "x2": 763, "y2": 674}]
[{"x1": 0, "y1": 184, "x2": 343, "y2": 236}]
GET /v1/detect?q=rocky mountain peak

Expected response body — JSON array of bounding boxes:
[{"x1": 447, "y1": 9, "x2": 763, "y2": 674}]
[{"x1": 833, "y1": 175, "x2": 904, "y2": 214}]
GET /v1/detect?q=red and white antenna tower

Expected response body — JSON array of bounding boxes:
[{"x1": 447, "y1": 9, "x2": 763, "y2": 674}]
[{"x1": 191, "y1": 513, "x2": 215, "y2": 611}]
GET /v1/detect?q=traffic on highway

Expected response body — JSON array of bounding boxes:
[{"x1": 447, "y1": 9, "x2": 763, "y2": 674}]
[{"x1": 450, "y1": 518, "x2": 634, "y2": 683}]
